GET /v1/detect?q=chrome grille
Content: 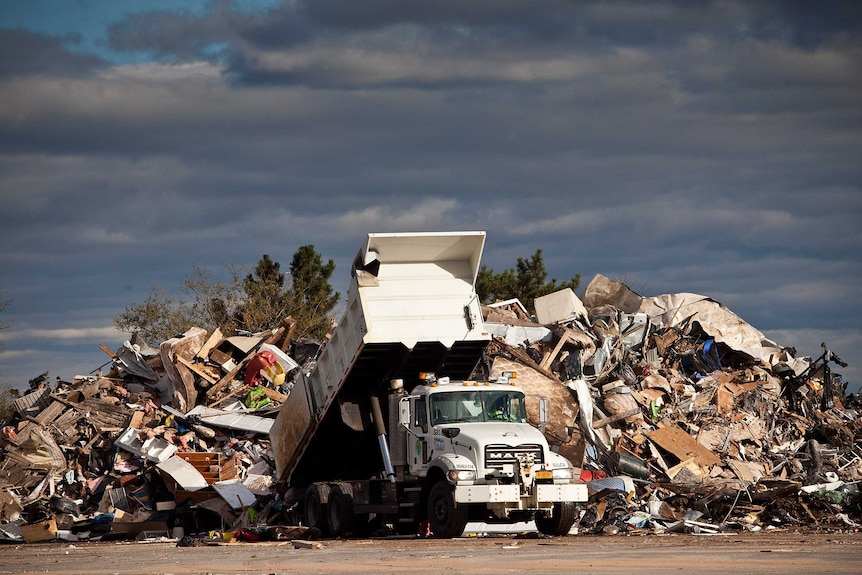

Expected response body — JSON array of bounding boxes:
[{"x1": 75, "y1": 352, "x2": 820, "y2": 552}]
[{"x1": 484, "y1": 444, "x2": 544, "y2": 468}]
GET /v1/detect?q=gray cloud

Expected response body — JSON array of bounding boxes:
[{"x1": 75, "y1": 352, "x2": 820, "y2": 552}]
[
  {"x1": 0, "y1": 1, "x2": 859, "y2": 391},
  {"x1": 97, "y1": 1, "x2": 862, "y2": 87},
  {"x1": 0, "y1": 29, "x2": 107, "y2": 78}
]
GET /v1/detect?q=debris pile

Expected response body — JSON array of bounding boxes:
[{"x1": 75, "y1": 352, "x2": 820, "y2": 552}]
[
  {"x1": 0, "y1": 318, "x2": 315, "y2": 543},
  {"x1": 0, "y1": 272, "x2": 858, "y2": 543},
  {"x1": 481, "y1": 274, "x2": 860, "y2": 534}
]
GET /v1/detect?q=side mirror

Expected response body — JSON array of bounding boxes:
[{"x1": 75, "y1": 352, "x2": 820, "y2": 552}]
[
  {"x1": 442, "y1": 427, "x2": 460, "y2": 439},
  {"x1": 398, "y1": 396, "x2": 412, "y2": 429},
  {"x1": 538, "y1": 397, "x2": 549, "y2": 425},
  {"x1": 527, "y1": 394, "x2": 550, "y2": 432}
]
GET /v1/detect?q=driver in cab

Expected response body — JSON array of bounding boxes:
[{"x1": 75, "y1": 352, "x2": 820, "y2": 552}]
[{"x1": 487, "y1": 395, "x2": 513, "y2": 421}]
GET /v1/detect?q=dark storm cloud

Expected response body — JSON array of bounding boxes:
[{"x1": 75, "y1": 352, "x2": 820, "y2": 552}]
[
  {"x1": 242, "y1": 0, "x2": 862, "y2": 50},
  {"x1": 0, "y1": 0, "x2": 859, "y2": 391},
  {"x1": 106, "y1": 3, "x2": 243, "y2": 61},
  {"x1": 0, "y1": 29, "x2": 107, "y2": 78},
  {"x1": 744, "y1": 0, "x2": 862, "y2": 48},
  {"x1": 99, "y1": 1, "x2": 862, "y2": 88}
]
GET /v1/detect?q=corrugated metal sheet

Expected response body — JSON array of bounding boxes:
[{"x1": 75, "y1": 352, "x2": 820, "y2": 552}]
[{"x1": 186, "y1": 406, "x2": 274, "y2": 434}]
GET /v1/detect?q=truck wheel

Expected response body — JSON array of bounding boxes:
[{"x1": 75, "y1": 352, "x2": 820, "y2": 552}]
[
  {"x1": 304, "y1": 483, "x2": 331, "y2": 536},
  {"x1": 427, "y1": 481, "x2": 468, "y2": 538},
  {"x1": 535, "y1": 501, "x2": 577, "y2": 536},
  {"x1": 327, "y1": 482, "x2": 354, "y2": 537}
]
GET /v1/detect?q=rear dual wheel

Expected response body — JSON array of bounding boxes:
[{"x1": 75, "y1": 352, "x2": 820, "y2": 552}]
[
  {"x1": 327, "y1": 482, "x2": 356, "y2": 537},
  {"x1": 304, "y1": 483, "x2": 331, "y2": 536},
  {"x1": 305, "y1": 482, "x2": 369, "y2": 538}
]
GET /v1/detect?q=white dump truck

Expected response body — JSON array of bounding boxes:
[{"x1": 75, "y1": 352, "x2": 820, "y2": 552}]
[{"x1": 270, "y1": 231, "x2": 587, "y2": 537}]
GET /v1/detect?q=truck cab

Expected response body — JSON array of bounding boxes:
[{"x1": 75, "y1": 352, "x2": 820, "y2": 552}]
[{"x1": 398, "y1": 373, "x2": 587, "y2": 537}]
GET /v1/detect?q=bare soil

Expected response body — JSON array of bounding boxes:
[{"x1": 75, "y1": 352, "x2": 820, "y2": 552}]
[{"x1": 1, "y1": 531, "x2": 860, "y2": 575}]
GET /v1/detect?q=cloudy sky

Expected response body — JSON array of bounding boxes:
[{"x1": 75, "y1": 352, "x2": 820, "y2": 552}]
[{"x1": 1, "y1": 1, "x2": 860, "y2": 393}]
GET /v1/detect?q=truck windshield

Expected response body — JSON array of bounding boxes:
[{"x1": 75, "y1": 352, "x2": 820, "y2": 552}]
[{"x1": 429, "y1": 390, "x2": 526, "y2": 425}]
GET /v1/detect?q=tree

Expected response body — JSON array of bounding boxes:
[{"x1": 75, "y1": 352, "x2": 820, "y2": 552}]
[
  {"x1": 114, "y1": 247, "x2": 340, "y2": 342},
  {"x1": 237, "y1": 254, "x2": 289, "y2": 333},
  {"x1": 0, "y1": 386, "x2": 20, "y2": 424},
  {"x1": 27, "y1": 371, "x2": 50, "y2": 392},
  {"x1": 476, "y1": 249, "x2": 580, "y2": 314},
  {"x1": 285, "y1": 245, "x2": 340, "y2": 339},
  {"x1": 114, "y1": 286, "x2": 200, "y2": 343},
  {"x1": 183, "y1": 263, "x2": 243, "y2": 335}
]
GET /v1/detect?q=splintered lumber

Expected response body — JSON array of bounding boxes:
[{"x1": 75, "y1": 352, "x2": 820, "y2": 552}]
[
  {"x1": 175, "y1": 355, "x2": 218, "y2": 385},
  {"x1": 196, "y1": 328, "x2": 224, "y2": 361},
  {"x1": 206, "y1": 327, "x2": 284, "y2": 402},
  {"x1": 647, "y1": 425, "x2": 723, "y2": 468},
  {"x1": 592, "y1": 408, "x2": 640, "y2": 428}
]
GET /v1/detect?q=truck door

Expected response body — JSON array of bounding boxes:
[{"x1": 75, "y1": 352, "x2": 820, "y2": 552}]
[{"x1": 411, "y1": 396, "x2": 431, "y2": 469}]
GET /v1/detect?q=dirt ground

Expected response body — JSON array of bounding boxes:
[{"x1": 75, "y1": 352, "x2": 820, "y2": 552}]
[{"x1": 1, "y1": 531, "x2": 860, "y2": 575}]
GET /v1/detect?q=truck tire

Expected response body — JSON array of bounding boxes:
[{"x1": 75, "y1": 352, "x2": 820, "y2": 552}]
[
  {"x1": 327, "y1": 482, "x2": 354, "y2": 537},
  {"x1": 427, "y1": 481, "x2": 468, "y2": 538},
  {"x1": 304, "y1": 483, "x2": 331, "y2": 536},
  {"x1": 535, "y1": 501, "x2": 577, "y2": 536}
]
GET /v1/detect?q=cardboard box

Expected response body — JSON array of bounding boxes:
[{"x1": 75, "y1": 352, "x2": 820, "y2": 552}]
[{"x1": 21, "y1": 518, "x2": 58, "y2": 543}]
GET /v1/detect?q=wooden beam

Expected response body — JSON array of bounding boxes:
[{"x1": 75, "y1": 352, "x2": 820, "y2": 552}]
[
  {"x1": 175, "y1": 354, "x2": 218, "y2": 384},
  {"x1": 206, "y1": 327, "x2": 285, "y2": 401},
  {"x1": 279, "y1": 316, "x2": 297, "y2": 352},
  {"x1": 99, "y1": 344, "x2": 117, "y2": 359},
  {"x1": 540, "y1": 332, "x2": 570, "y2": 371},
  {"x1": 592, "y1": 408, "x2": 640, "y2": 428},
  {"x1": 196, "y1": 328, "x2": 223, "y2": 361},
  {"x1": 211, "y1": 385, "x2": 249, "y2": 408},
  {"x1": 261, "y1": 387, "x2": 287, "y2": 403}
]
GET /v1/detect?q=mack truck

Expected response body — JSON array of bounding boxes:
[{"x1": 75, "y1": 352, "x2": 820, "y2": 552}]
[{"x1": 270, "y1": 231, "x2": 587, "y2": 537}]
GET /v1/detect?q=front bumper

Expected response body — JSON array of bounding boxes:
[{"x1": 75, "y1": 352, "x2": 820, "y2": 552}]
[{"x1": 454, "y1": 482, "x2": 588, "y2": 505}]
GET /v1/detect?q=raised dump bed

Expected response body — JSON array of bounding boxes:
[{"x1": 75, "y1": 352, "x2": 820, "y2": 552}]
[{"x1": 271, "y1": 232, "x2": 490, "y2": 484}]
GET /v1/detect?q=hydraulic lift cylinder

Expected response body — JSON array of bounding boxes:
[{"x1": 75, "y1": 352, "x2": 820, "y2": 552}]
[{"x1": 370, "y1": 395, "x2": 396, "y2": 482}]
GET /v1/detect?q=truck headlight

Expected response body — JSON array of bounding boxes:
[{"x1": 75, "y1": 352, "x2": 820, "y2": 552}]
[
  {"x1": 551, "y1": 467, "x2": 574, "y2": 482},
  {"x1": 447, "y1": 469, "x2": 476, "y2": 483}
]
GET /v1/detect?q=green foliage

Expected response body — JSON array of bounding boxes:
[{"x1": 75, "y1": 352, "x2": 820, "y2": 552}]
[
  {"x1": 114, "y1": 285, "x2": 201, "y2": 343},
  {"x1": 184, "y1": 263, "x2": 243, "y2": 335},
  {"x1": 476, "y1": 249, "x2": 580, "y2": 314},
  {"x1": 285, "y1": 245, "x2": 340, "y2": 339},
  {"x1": 1, "y1": 373, "x2": 52, "y2": 424},
  {"x1": 115, "y1": 247, "x2": 340, "y2": 343},
  {"x1": 0, "y1": 386, "x2": 21, "y2": 425},
  {"x1": 237, "y1": 254, "x2": 289, "y2": 334},
  {"x1": 27, "y1": 371, "x2": 50, "y2": 392}
]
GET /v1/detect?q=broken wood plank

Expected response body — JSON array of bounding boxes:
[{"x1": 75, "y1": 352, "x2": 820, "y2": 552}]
[
  {"x1": 211, "y1": 385, "x2": 250, "y2": 409},
  {"x1": 99, "y1": 344, "x2": 117, "y2": 359},
  {"x1": 540, "y1": 332, "x2": 570, "y2": 371},
  {"x1": 292, "y1": 539, "x2": 324, "y2": 549},
  {"x1": 727, "y1": 460, "x2": 767, "y2": 482},
  {"x1": 592, "y1": 408, "x2": 640, "y2": 428},
  {"x1": 206, "y1": 327, "x2": 284, "y2": 401},
  {"x1": 260, "y1": 386, "x2": 287, "y2": 403},
  {"x1": 129, "y1": 410, "x2": 145, "y2": 430},
  {"x1": 278, "y1": 316, "x2": 297, "y2": 352},
  {"x1": 647, "y1": 425, "x2": 723, "y2": 468},
  {"x1": 176, "y1": 354, "x2": 218, "y2": 385},
  {"x1": 197, "y1": 328, "x2": 223, "y2": 361},
  {"x1": 666, "y1": 457, "x2": 707, "y2": 480}
]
